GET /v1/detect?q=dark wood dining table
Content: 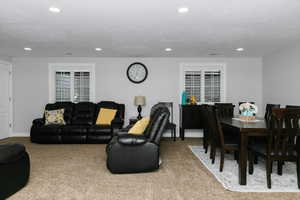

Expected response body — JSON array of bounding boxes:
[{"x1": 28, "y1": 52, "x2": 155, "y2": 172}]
[{"x1": 221, "y1": 117, "x2": 269, "y2": 185}]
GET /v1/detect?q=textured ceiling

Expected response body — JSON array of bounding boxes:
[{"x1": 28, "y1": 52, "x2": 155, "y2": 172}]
[{"x1": 1, "y1": 0, "x2": 300, "y2": 57}]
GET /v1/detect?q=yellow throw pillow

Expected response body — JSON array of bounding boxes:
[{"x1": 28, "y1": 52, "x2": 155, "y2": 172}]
[
  {"x1": 96, "y1": 108, "x2": 117, "y2": 125},
  {"x1": 45, "y1": 109, "x2": 66, "y2": 125},
  {"x1": 128, "y1": 117, "x2": 150, "y2": 135}
]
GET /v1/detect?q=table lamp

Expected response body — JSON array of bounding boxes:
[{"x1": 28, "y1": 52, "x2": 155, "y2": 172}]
[{"x1": 134, "y1": 96, "x2": 146, "y2": 120}]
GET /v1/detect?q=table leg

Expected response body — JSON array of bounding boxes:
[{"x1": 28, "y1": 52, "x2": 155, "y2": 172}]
[
  {"x1": 180, "y1": 128, "x2": 185, "y2": 140},
  {"x1": 173, "y1": 127, "x2": 176, "y2": 141},
  {"x1": 239, "y1": 133, "x2": 248, "y2": 185}
]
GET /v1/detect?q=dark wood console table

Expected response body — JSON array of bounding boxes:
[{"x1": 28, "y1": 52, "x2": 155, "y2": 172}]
[{"x1": 179, "y1": 104, "x2": 206, "y2": 140}]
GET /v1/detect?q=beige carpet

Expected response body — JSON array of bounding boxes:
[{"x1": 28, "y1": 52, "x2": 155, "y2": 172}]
[{"x1": 1, "y1": 137, "x2": 300, "y2": 200}]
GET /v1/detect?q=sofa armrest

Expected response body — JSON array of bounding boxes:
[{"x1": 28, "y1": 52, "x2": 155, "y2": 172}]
[
  {"x1": 117, "y1": 134, "x2": 147, "y2": 145},
  {"x1": 32, "y1": 118, "x2": 44, "y2": 126},
  {"x1": 111, "y1": 117, "x2": 124, "y2": 129}
]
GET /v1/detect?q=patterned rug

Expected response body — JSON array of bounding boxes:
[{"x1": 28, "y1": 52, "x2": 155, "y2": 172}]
[{"x1": 190, "y1": 146, "x2": 300, "y2": 192}]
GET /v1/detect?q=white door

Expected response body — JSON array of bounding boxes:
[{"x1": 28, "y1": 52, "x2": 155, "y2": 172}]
[{"x1": 0, "y1": 62, "x2": 12, "y2": 139}]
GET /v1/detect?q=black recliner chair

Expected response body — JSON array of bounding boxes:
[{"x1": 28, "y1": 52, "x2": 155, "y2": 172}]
[
  {"x1": 0, "y1": 143, "x2": 30, "y2": 199},
  {"x1": 106, "y1": 104, "x2": 170, "y2": 173}
]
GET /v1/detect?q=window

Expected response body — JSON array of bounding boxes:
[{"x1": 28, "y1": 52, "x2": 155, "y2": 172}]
[
  {"x1": 49, "y1": 64, "x2": 95, "y2": 103},
  {"x1": 180, "y1": 64, "x2": 225, "y2": 103}
]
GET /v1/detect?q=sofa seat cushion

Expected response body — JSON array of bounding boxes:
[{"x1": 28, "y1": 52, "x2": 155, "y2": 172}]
[
  {"x1": 31, "y1": 124, "x2": 62, "y2": 135},
  {"x1": 87, "y1": 125, "x2": 113, "y2": 144},
  {"x1": 61, "y1": 125, "x2": 88, "y2": 135},
  {"x1": 0, "y1": 143, "x2": 26, "y2": 164},
  {"x1": 61, "y1": 125, "x2": 88, "y2": 144},
  {"x1": 88, "y1": 125, "x2": 112, "y2": 135}
]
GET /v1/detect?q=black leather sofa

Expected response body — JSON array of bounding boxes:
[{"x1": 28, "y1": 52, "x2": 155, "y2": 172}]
[
  {"x1": 106, "y1": 104, "x2": 170, "y2": 173},
  {"x1": 0, "y1": 143, "x2": 30, "y2": 199},
  {"x1": 30, "y1": 101, "x2": 125, "y2": 144}
]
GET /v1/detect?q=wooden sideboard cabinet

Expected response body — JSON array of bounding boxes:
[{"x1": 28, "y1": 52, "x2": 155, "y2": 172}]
[{"x1": 179, "y1": 104, "x2": 206, "y2": 140}]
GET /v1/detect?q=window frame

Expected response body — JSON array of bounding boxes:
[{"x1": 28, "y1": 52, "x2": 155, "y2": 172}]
[
  {"x1": 179, "y1": 63, "x2": 226, "y2": 104},
  {"x1": 48, "y1": 63, "x2": 96, "y2": 103}
]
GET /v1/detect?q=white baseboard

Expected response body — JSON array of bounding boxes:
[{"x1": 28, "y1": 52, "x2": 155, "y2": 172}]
[
  {"x1": 162, "y1": 129, "x2": 203, "y2": 138},
  {"x1": 11, "y1": 130, "x2": 203, "y2": 138},
  {"x1": 10, "y1": 132, "x2": 30, "y2": 137}
]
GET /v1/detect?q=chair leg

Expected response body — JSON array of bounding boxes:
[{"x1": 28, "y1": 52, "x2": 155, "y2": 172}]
[
  {"x1": 266, "y1": 159, "x2": 272, "y2": 189},
  {"x1": 297, "y1": 158, "x2": 300, "y2": 189},
  {"x1": 254, "y1": 155, "x2": 258, "y2": 164},
  {"x1": 220, "y1": 150, "x2": 225, "y2": 172},
  {"x1": 211, "y1": 145, "x2": 216, "y2": 164},
  {"x1": 205, "y1": 146, "x2": 208, "y2": 154},
  {"x1": 277, "y1": 161, "x2": 283, "y2": 176},
  {"x1": 203, "y1": 129, "x2": 208, "y2": 151},
  {"x1": 270, "y1": 161, "x2": 273, "y2": 174},
  {"x1": 248, "y1": 152, "x2": 254, "y2": 175},
  {"x1": 234, "y1": 151, "x2": 239, "y2": 163},
  {"x1": 210, "y1": 143, "x2": 214, "y2": 159}
]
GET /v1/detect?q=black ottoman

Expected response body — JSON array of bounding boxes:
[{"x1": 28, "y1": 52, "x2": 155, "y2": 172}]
[{"x1": 0, "y1": 143, "x2": 30, "y2": 199}]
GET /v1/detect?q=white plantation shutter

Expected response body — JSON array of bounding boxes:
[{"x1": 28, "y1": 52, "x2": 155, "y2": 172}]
[
  {"x1": 54, "y1": 71, "x2": 91, "y2": 102},
  {"x1": 49, "y1": 64, "x2": 95, "y2": 103},
  {"x1": 185, "y1": 71, "x2": 201, "y2": 102},
  {"x1": 55, "y1": 72, "x2": 71, "y2": 102},
  {"x1": 74, "y1": 72, "x2": 90, "y2": 102},
  {"x1": 204, "y1": 71, "x2": 221, "y2": 102},
  {"x1": 182, "y1": 65, "x2": 225, "y2": 103}
]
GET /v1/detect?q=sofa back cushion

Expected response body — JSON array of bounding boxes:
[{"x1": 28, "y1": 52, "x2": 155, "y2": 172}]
[
  {"x1": 144, "y1": 106, "x2": 170, "y2": 144},
  {"x1": 72, "y1": 102, "x2": 96, "y2": 125},
  {"x1": 96, "y1": 101, "x2": 125, "y2": 122},
  {"x1": 45, "y1": 102, "x2": 74, "y2": 124}
]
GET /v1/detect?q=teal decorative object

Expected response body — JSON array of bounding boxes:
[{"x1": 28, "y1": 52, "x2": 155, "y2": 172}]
[{"x1": 181, "y1": 91, "x2": 187, "y2": 105}]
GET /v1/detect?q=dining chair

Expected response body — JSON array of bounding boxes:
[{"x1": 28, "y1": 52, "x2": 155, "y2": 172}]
[
  {"x1": 252, "y1": 103, "x2": 281, "y2": 164},
  {"x1": 206, "y1": 105, "x2": 239, "y2": 172},
  {"x1": 214, "y1": 103, "x2": 235, "y2": 119},
  {"x1": 264, "y1": 104, "x2": 280, "y2": 123},
  {"x1": 248, "y1": 108, "x2": 300, "y2": 189},
  {"x1": 158, "y1": 102, "x2": 176, "y2": 141}
]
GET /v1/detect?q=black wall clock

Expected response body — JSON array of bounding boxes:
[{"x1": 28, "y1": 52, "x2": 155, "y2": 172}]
[{"x1": 126, "y1": 62, "x2": 148, "y2": 84}]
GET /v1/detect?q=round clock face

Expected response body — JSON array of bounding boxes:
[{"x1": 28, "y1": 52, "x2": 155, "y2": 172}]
[{"x1": 127, "y1": 62, "x2": 148, "y2": 84}]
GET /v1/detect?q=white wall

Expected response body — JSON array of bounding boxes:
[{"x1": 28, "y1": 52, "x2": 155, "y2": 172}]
[
  {"x1": 0, "y1": 56, "x2": 11, "y2": 62},
  {"x1": 12, "y1": 57, "x2": 263, "y2": 136},
  {"x1": 263, "y1": 43, "x2": 300, "y2": 107}
]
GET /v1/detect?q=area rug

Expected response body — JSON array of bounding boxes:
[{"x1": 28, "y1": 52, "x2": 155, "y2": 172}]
[{"x1": 189, "y1": 146, "x2": 300, "y2": 192}]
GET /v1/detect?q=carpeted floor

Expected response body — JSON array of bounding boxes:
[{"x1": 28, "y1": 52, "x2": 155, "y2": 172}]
[{"x1": 1, "y1": 137, "x2": 300, "y2": 200}]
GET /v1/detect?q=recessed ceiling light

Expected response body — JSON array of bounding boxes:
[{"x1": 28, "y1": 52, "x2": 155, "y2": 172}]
[
  {"x1": 165, "y1": 48, "x2": 172, "y2": 52},
  {"x1": 208, "y1": 53, "x2": 220, "y2": 56},
  {"x1": 178, "y1": 7, "x2": 189, "y2": 13},
  {"x1": 49, "y1": 6, "x2": 61, "y2": 13},
  {"x1": 95, "y1": 48, "x2": 102, "y2": 51},
  {"x1": 24, "y1": 47, "x2": 32, "y2": 51},
  {"x1": 236, "y1": 48, "x2": 244, "y2": 52}
]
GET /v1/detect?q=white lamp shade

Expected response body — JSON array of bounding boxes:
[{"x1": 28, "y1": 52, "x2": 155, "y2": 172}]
[{"x1": 134, "y1": 96, "x2": 146, "y2": 106}]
